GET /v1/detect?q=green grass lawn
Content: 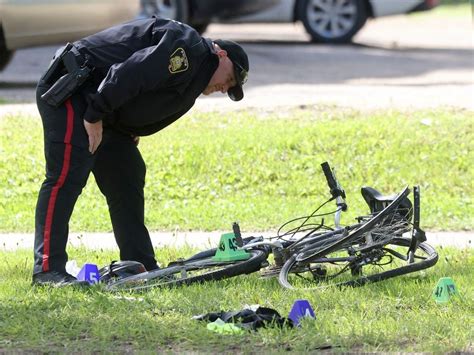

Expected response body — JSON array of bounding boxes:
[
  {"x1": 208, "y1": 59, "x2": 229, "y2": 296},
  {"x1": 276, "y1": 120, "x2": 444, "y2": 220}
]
[
  {"x1": 1, "y1": 107, "x2": 472, "y2": 233},
  {"x1": 0, "y1": 246, "x2": 472, "y2": 352}
]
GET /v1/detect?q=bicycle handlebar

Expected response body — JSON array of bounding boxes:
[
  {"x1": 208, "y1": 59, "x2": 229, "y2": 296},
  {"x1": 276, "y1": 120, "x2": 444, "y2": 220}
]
[{"x1": 321, "y1": 162, "x2": 346, "y2": 200}]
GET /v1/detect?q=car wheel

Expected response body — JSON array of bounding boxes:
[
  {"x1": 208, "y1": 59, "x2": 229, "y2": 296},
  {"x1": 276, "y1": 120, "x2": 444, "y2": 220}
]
[
  {"x1": 150, "y1": 0, "x2": 190, "y2": 24},
  {"x1": 0, "y1": 48, "x2": 13, "y2": 71},
  {"x1": 297, "y1": 0, "x2": 368, "y2": 43},
  {"x1": 145, "y1": 1, "x2": 206, "y2": 33}
]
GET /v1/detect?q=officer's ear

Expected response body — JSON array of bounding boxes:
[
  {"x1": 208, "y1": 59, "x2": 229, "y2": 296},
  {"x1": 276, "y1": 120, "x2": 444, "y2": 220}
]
[{"x1": 216, "y1": 48, "x2": 228, "y2": 59}]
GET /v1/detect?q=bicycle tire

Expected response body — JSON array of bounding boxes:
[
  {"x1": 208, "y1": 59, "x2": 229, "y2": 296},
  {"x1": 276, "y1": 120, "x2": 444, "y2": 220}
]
[
  {"x1": 279, "y1": 237, "x2": 438, "y2": 289},
  {"x1": 106, "y1": 249, "x2": 268, "y2": 292}
]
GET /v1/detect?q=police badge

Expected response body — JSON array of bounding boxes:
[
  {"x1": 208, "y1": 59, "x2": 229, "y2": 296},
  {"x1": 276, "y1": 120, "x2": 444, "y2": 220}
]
[{"x1": 168, "y1": 48, "x2": 189, "y2": 74}]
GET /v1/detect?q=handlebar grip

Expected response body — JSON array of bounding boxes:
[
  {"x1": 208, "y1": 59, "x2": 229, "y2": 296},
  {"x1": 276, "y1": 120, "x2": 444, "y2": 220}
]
[
  {"x1": 320, "y1": 161, "x2": 346, "y2": 200},
  {"x1": 321, "y1": 161, "x2": 338, "y2": 191}
]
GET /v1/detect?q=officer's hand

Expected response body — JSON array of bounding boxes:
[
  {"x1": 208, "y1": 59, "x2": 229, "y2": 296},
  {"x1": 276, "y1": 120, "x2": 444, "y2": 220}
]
[
  {"x1": 83, "y1": 119, "x2": 103, "y2": 154},
  {"x1": 132, "y1": 136, "x2": 140, "y2": 146}
]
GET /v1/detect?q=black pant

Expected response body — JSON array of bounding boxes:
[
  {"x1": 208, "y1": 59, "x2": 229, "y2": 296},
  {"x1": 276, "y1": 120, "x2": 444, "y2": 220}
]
[{"x1": 33, "y1": 82, "x2": 158, "y2": 274}]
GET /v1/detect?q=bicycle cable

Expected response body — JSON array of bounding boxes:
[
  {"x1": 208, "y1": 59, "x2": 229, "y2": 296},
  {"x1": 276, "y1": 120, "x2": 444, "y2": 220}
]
[{"x1": 274, "y1": 198, "x2": 337, "y2": 241}]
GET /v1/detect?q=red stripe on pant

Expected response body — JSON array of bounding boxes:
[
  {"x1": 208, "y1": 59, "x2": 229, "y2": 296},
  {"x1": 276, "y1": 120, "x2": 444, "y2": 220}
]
[{"x1": 42, "y1": 99, "x2": 75, "y2": 271}]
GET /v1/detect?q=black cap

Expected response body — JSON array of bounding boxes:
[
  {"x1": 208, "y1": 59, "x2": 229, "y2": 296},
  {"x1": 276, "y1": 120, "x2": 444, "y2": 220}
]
[{"x1": 214, "y1": 39, "x2": 249, "y2": 101}]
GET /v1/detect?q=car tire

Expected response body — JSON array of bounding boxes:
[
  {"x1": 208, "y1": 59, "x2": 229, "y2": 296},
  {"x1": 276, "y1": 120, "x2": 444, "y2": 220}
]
[
  {"x1": 297, "y1": 0, "x2": 368, "y2": 43},
  {"x1": 0, "y1": 49, "x2": 13, "y2": 71},
  {"x1": 152, "y1": 0, "x2": 190, "y2": 24},
  {"x1": 145, "y1": 1, "x2": 208, "y2": 34},
  {"x1": 0, "y1": 25, "x2": 13, "y2": 71}
]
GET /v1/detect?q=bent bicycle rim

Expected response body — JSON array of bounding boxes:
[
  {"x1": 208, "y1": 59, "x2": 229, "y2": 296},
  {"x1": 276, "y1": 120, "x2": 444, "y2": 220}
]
[
  {"x1": 279, "y1": 237, "x2": 438, "y2": 290},
  {"x1": 106, "y1": 249, "x2": 268, "y2": 292}
]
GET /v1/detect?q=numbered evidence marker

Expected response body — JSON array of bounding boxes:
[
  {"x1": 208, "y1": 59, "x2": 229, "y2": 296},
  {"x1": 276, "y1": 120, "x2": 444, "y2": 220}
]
[
  {"x1": 288, "y1": 299, "x2": 316, "y2": 327},
  {"x1": 432, "y1": 277, "x2": 458, "y2": 303},
  {"x1": 212, "y1": 232, "x2": 250, "y2": 262},
  {"x1": 77, "y1": 263, "x2": 100, "y2": 284}
]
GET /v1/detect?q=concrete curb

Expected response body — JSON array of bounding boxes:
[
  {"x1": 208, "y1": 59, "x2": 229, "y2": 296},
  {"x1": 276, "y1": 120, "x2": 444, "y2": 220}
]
[{"x1": 1, "y1": 231, "x2": 472, "y2": 251}]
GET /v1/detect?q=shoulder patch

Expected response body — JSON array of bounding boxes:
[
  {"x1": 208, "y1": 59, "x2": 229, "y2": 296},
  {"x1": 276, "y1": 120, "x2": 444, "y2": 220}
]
[{"x1": 168, "y1": 47, "x2": 189, "y2": 74}]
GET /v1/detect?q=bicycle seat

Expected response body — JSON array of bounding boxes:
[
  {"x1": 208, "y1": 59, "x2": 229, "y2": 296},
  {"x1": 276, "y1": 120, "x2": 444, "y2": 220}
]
[
  {"x1": 361, "y1": 186, "x2": 397, "y2": 203},
  {"x1": 361, "y1": 186, "x2": 413, "y2": 221}
]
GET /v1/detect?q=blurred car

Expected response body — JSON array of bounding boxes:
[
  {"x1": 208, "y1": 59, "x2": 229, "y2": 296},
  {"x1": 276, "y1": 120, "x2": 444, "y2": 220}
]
[
  {"x1": 139, "y1": 0, "x2": 280, "y2": 34},
  {"x1": 0, "y1": 0, "x2": 140, "y2": 70},
  {"x1": 0, "y1": 0, "x2": 279, "y2": 71},
  {"x1": 226, "y1": 0, "x2": 440, "y2": 43}
]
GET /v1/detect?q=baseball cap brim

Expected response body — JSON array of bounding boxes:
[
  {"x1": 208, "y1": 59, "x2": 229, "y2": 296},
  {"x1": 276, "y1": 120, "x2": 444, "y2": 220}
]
[{"x1": 228, "y1": 84, "x2": 244, "y2": 101}]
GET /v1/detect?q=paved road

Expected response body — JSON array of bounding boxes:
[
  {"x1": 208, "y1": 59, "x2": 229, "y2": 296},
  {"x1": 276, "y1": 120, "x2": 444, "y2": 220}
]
[
  {"x1": 1, "y1": 231, "x2": 472, "y2": 251},
  {"x1": 0, "y1": 13, "x2": 472, "y2": 116}
]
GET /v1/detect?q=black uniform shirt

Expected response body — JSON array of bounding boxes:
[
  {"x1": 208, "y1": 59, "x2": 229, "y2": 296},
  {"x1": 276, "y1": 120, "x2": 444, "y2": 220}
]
[{"x1": 74, "y1": 17, "x2": 218, "y2": 136}]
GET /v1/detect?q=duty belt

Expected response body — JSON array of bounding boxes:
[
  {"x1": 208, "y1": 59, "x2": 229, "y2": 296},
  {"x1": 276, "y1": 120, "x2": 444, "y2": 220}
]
[{"x1": 40, "y1": 43, "x2": 92, "y2": 107}]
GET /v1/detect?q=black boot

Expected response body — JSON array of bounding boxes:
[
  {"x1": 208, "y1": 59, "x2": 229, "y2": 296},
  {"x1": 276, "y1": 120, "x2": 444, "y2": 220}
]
[{"x1": 32, "y1": 271, "x2": 90, "y2": 287}]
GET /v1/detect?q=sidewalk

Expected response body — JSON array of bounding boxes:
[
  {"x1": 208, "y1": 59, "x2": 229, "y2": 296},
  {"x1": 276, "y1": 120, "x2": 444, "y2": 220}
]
[{"x1": 1, "y1": 231, "x2": 471, "y2": 251}]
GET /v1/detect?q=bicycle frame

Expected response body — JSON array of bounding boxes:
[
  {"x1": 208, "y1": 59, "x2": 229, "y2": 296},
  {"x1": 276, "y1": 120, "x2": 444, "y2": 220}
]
[{"x1": 240, "y1": 163, "x2": 424, "y2": 274}]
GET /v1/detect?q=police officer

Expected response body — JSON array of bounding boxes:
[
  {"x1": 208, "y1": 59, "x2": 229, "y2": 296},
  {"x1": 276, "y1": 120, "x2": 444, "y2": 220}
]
[{"x1": 33, "y1": 17, "x2": 249, "y2": 286}]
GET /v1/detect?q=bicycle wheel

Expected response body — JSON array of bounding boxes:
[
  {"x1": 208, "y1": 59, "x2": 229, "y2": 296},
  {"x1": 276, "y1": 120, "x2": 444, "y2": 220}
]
[
  {"x1": 279, "y1": 237, "x2": 438, "y2": 290},
  {"x1": 106, "y1": 249, "x2": 268, "y2": 292}
]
